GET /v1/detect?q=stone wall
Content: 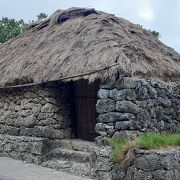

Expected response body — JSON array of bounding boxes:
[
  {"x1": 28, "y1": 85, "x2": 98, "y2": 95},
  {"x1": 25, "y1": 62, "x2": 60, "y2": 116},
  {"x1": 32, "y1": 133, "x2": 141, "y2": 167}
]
[
  {"x1": 0, "y1": 134, "x2": 47, "y2": 164},
  {"x1": 125, "y1": 148, "x2": 180, "y2": 180},
  {"x1": 90, "y1": 146, "x2": 180, "y2": 180},
  {"x1": 96, "y1": 77, "x2": 180, "y2": 140},
  {"x1": 0, "y1": 82, "x2": 72, "y2": 139}
]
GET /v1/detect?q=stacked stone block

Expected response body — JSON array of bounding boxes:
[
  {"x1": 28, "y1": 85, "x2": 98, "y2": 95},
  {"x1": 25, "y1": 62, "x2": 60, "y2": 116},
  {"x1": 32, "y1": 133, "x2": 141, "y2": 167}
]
[
  {"x1": 0, "y1": 134, "x2": 47, "y2": 164},
  {"x1": 0, "y1": 82, "x2": 72, "y2": 139},
  {"x1": 90, "y1": 146, "x2": 180, "y2": 180},
  {"x1": 96, "y1": 77, "x2": 180, "y2": 139}
]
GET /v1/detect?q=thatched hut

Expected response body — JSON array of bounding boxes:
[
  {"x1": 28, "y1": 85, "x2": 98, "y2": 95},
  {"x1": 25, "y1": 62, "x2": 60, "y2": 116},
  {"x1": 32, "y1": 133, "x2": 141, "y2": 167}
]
[{"x1": 0, "y1": 8, "x2": 180, "y2": 178}]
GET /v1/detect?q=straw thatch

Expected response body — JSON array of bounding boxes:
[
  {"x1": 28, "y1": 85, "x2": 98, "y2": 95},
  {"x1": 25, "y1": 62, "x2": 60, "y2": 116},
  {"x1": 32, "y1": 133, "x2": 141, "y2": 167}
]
[{"x1": 0, "y1": 7, "x2": 180, "y2": 87}]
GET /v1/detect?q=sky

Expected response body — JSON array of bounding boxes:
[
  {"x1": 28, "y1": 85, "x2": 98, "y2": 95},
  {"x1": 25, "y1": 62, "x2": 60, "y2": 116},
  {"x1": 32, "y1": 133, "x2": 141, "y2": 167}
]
[{"x1": 0, "y1": 0, "x2": 179, "y2": 53}]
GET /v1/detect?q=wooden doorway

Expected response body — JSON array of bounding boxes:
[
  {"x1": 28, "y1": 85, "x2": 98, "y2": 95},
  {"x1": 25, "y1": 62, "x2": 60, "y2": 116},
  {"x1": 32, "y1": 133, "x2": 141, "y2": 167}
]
[{"x1": 73, "y1": 80, "x2": 99, "y2": 141}]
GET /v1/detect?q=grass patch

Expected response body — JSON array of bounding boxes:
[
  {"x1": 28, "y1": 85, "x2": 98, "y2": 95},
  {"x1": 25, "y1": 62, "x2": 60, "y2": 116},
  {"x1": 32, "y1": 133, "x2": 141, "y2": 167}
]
[
  {"x1": 110, "y1": 138, "x2": 132, "y2": 160},
  {"x1": 110, "y1": 133, "x2": 180, "y2": 162},
  {"x1": 138, "y1": 133, "x2": 180, "y2": 149}
]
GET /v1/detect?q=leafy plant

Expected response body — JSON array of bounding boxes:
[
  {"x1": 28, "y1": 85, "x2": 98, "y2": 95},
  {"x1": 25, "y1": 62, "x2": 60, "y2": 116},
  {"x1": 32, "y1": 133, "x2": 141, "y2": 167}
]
[
  {"x1": 0, "y1": 17, "x2": 27, "y2": 43},
  {"x1": 37, "y1": 13, "x2": 48, "y2": 20},
  {"x1": 0, "y1": 12, "x2": 48, "y2": 44},
  {"x1": 151, "y1": 30, "x2": 161, "y2": 39}
]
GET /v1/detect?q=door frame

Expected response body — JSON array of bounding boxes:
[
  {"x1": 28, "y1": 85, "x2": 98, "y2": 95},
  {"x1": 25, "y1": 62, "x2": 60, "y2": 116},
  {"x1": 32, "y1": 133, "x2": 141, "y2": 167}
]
[{"x1": 71, "y1": 80, "x2": 99, "y2": 141}]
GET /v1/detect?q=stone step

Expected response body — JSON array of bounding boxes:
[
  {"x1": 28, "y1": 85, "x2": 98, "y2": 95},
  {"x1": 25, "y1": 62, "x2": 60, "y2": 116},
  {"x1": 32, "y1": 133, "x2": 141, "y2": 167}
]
[
  {"x1": 42, "y1": 159, "x2": 92, "y2": 178},
  {"x1": 57, "y1": 139, "x2": 97, "y2": 152},
  {"x1": 44, "y1": 147, "x2": 90, "y2": 163}
]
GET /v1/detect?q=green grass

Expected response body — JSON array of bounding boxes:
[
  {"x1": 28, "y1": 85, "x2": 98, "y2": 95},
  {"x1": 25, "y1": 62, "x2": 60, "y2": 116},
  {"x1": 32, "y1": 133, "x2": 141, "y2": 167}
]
[
  {"x1": 110, "y1": 133, "x2": 180, "y2": 162},
  {"x1": 110, "y1": 138, "x2": 136, "y2": 161},
  {"x1": 138, "y1": 133, "x2": 180, "y2": 149}
]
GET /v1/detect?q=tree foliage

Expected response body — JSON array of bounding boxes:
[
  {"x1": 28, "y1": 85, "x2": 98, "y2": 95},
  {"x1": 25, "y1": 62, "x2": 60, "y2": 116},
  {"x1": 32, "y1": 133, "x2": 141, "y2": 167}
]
[
  {"x1": 151, "y1": 30, "x2": 161, "y2": 39},
  {"x1": 0, "y1": 12, "x2": 48, "y2": 44},
  {"x1": 37, "y1": 13, "x2": 48, "y2": 20},
  {"x1": 137, "y1": 24, "x2": 161, "y2": 39},
  {"x1": 0, "y1": 17, "x2": 27, "y2": 43}
]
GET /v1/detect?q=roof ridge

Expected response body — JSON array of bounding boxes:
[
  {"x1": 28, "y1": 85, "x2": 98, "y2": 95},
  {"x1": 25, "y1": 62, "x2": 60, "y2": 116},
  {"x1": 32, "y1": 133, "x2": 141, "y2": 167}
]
[{"x1": 30, "y1": 8, "x2": 97, "y2": 30}]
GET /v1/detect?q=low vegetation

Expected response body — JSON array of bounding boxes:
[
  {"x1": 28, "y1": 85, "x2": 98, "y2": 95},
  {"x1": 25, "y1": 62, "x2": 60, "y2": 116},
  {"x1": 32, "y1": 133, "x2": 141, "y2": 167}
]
[{"x1": 110, "y1": 133, "x2": 180, "y2": 162}]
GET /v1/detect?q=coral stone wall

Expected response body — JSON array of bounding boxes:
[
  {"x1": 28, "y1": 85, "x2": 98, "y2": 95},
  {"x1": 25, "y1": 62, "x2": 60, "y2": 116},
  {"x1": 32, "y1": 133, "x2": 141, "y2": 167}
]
[
  {"x1": 125, "y1": 148, "x2": 180, "y2": 180},
  {"x1": 0, "y1": 134, "x2": 47, "y2": 164},
  {"x1": 0, "y1": 82, "x2": 72, "y2": 139},
  {"x1": 90, "y1": 146, "x2": 180, "y2": 180},
  {"x1": 96, "y1": 77, "x2": 180, "y2": 140}
]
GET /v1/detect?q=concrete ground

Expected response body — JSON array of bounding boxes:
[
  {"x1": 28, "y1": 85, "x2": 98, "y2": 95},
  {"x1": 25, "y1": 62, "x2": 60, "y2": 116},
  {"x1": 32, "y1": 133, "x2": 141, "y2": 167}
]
[{"x1": 0, "y1": 157, "x2": 93, "y2": 180}]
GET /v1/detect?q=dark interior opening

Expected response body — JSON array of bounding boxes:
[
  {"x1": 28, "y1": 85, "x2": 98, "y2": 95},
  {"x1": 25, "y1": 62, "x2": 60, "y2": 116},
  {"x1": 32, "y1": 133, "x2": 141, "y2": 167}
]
[{"x1": 70, "y1": 79, "x2": 100, "y2": 141}]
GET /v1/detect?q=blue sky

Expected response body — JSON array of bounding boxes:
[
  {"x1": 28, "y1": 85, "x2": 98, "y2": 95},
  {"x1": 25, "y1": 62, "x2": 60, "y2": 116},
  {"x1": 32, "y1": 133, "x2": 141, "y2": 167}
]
[{"x1": 0, "y1": 0, "x2": 180, "y2": 53}]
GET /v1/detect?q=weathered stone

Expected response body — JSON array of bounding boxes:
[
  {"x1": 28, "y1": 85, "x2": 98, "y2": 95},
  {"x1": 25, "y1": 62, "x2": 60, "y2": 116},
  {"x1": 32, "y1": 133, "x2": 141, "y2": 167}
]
[
  {"x1": 136, "y1": 86, "x2": 149, "y2": 100},
  {"x1": 147, "y1": 84, "x2": 157, "y2": 99},
  {"x1": 0, "y1": 125, "x2": 19, "y2": 136},
  {"x1": 5, "y1": 118, "x2": 15, "y2": 126},
  {"x1": 96, "y1": 99, "x2": 115, "y2": 114},
  {"x1": 33, "y1": 126, "x2": 71, "y2": 139},
  {"x1": 23, "y1": 115, "x2": 36, "y2": 127},
  {"x1": 24, "y1": 91, "x2": 33, "y2": 99},
  {"x1": 156, "y1": 88, "x2": 166, "y2": 97},
  {"x1": 116, "y1": 101, "x2": 140, "y2": 114},
  {"x1": 0, "y1": 116, "x2": 6, "y2": 124},
  {"x1": 18, "y1": 110, "x2": 31, "y2": 117},
  {"x1": 33, "y1": 126, "x2": 56, "y2": 138},
  {"x1": 0, "y1": 102, "x2": 4, "y2": 109},
  {"x1": 115, "y1": 121, "x2": 131, "y2": 130},
  {"x1": 32, "y1": 104, "x2": 42, "y2": 116},
  {"x1": 157, "y1": 97, "x2": 172, "y2": 107},
  {"x1": 117, "y1": 113, "x2": 136, "y2": 121},
  {"x1": 37, "y1": 118, "x2": 57, "y2": 126},
  {"x1": 97, "y1": 89, "x2": 110, "y2": 99},
  {"x1": 4, "y1": 102, "x2": 9, "y2": 110},
  {"x1": 19, "y1": 127, "x2": 33, "y2": 136},
  {"x1": 3, "y1": 110, "x2": 12, "y2": 119},
  {"x1": 4, "y1": 143, "x2": 14, "y2": 152},
  {"x1": 135, "y1": 154, "x2": 162, "y2": 171},
  {"x1": 31, "y1": 142, "x2": 45, "y2": 155},
  {"x1": 110, "y1": 89, "x2": 137, "y2": 101},
  {"x1": 14, "y1": 115, "x2": 36, "y2": 128},
  {"x1": 97, "y1": 112, "x2": 117, "y2": 123},
  {"x1": 41, "y1": 103, "x2": 59, "y2": 113},
  {"x1": 37, "y1": 113, "x2": 54, "y2": 120},
  {"x1": 95, "y1": 123, "x2": 106, "y2": 133},
  {"x1": 14, "y1": 105, "x2": 22, "y2": 111},
  {"x1": 125, "y1": 166, "x2": 153, "y2": 180},
  {"x1": 18, "y1": 143, "x2": 29, "y2": 152},
  {"x1": 134, "y1": 110, "x2": 151, "y2": 129},
  {"x1": 113, "y1": 131, "x2": 142, "y2": 139},
  {"x1": 126, "y1": 89, "x2": 137, "y2": 101},
  {"x1": 0, "y1": 109, "x2": 4, "y2": 116},
  {"x1": 109, "y1": 89, "x2": 126, "y2": 100},
  {"x1": 44, "y1": 97, "x2": 58, "y2": 105},
  {"x1": 106, "y1": 125, "x2": 115, "y2": 135}
]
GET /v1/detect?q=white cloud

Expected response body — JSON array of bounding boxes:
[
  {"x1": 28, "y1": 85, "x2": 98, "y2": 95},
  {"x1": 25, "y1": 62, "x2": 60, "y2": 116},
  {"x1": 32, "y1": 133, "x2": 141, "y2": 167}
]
[{"x1": 137, "y1": 6, "x2": 154, "y2": 21}]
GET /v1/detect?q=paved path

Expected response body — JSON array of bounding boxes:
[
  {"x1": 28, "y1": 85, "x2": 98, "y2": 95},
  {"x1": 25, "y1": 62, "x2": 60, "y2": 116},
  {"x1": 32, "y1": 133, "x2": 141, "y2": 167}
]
[{"x1": 0, "y1": 157, "x2": 93, "y2": 180}]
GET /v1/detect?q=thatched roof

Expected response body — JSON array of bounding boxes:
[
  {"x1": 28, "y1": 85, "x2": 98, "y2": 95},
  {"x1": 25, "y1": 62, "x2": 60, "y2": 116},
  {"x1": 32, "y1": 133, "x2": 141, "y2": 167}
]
[{"x1": 0, "y1": 7, "x2": 180, "y2": 87}]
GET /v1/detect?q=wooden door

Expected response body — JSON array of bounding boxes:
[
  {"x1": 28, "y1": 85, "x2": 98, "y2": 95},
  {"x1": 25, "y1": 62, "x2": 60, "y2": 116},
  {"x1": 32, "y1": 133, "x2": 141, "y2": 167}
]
[{"x1": 74, "y1": 80, "x2": 99, "y2": 141}]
